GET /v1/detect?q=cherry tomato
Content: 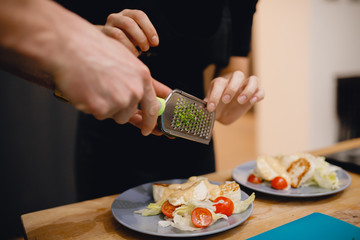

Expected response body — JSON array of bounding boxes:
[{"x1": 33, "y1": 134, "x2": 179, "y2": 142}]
[
  {"x1": 271, "y1": 176, "x2": 288, "y2": 190},
  {"x1": 248, "y1": 174, "x2": 263, "y2": 184},
  {"x1": 213, "y1": 196, "x2": 234, "y2": 216},
  {"x1": 191, "y1": 207, "x2": 213, "y2": 228},
  {"x1": 161, "y1": 201, "x2": 179, "y2": 218}
]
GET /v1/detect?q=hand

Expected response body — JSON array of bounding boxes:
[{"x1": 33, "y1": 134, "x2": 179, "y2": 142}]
[
  {"x1": 101, "y1": 9, "x2": 159, "y2": 56},
  {"x1": 205, "y1": 71, "x2": 265, "y2": 125},
  {"x1": 0, "y1": 0, "x2": 162, "y2": 136},
  {"x1": 128, "y1": 78, "x2": 172, "y2": 136},
  {"x1": 53, "y1": 15, "x2": 161, "y2": 136}
]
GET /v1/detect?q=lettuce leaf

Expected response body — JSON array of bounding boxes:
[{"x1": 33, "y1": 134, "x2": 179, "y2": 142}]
[
  {"x1": 311, "y1": 157, "x2": 340, "y2": 189},
  {"x1": 233, "y1": 192, "x2": 255, "y2": 214},
  {"x1": 134, "y1": 200, "x2": 165, "y2": 216}
]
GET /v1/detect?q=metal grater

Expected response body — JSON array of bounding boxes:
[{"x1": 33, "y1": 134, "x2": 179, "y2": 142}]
[{"x1": 158, "y1": 89, "x2": 215, "y2": 145}]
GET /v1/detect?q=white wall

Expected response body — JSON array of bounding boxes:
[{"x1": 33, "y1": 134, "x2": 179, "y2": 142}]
[
  {"x1": 310, "y1": 0, "x2": 360, "y2": 148},
  {"x1": 253, "y1": 0, "x2": 360, "y2": 155}
]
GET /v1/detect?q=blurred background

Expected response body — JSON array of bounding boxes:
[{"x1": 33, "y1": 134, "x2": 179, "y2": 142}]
[{"x1": 1, "y1": 0, "x2": 359, "y2": 239}]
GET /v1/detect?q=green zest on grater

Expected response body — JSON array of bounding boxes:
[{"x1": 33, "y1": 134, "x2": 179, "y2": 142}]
[{"x1": 157, "y1": 89, "x2": 215, "y2": 145}]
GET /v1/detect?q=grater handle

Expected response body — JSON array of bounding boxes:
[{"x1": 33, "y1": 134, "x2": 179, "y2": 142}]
[{"x1": 156, "y1": 97, "x2": 166, "y2": 116}]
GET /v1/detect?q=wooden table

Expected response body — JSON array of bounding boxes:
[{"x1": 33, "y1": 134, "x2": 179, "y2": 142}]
[{"x1": 21, "y1": 139, "x2": 360, "y2": 240}]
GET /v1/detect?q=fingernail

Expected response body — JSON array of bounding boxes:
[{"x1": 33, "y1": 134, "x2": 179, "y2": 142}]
[
  {"x1": 222, "y1": 94, "x2": 231, "y2": 103},
  {"x1": 143, "y1": 44, "x2": 150, "y2": 52},
  {"x1": 207, "y1": 102, "x2": 215, "y2": 112},
  {"x1": 250, "y1": 96, "x2": 258, "y2": 104},
  {"x1": 152, "y1": 35, "x2": 159, "y2": 45},
  {"x1": 238, "y1": 95, "x2": 247, "y2": 104}
]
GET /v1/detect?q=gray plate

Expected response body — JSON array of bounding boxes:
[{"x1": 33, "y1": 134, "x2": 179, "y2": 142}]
[
  {"x1": 111, "y1": 179, "x2": 253, "y2": 237},
  {"x1": 232, "y1": 160, "x2": 352, "y2": 197}
]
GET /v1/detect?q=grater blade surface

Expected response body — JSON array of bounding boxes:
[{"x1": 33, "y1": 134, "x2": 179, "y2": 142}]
[{"x1": 158, "y1": 89, "x2": 215, "y2": 144}]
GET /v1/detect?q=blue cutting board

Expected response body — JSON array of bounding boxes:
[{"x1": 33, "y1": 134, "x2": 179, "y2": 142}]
[{"x1": 247, "y1": 212, "x2": 360, "y2": 240}]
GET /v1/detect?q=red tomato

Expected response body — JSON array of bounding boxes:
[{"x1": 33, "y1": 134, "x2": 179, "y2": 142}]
[
  {"x1": 161, "y1": 201, "x2": 179, "y2": 218},
  {"x1": 213, "y1": 196, "x2": 234, "y2": 216},
  {"x1": 248, "y1": 174, "x2": 263, "y2": 184},
  {"x1": 191, "y1": 207, "x2": 213, "y2": 228},
  {"x1": 271, "y1": 176, "x2": 288, "y2": 190}
]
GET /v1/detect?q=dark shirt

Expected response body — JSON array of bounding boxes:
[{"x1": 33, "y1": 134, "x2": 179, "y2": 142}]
[{"x1": 56, "y1": 0, "x2": 257, "y2": 200}]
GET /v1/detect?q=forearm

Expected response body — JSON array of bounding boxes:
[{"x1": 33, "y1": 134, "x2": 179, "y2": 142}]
[{"x1": 0, "y1": 0, "x2": 97, "y2": 89}]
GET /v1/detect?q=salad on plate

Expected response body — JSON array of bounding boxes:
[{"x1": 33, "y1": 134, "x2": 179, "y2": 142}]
[
  {"x1": 247, "y1": 153, "x2": 340, "y2": 190},
  {"x1": 135, "y1": 176, "x2": 255, "y2": 231}
]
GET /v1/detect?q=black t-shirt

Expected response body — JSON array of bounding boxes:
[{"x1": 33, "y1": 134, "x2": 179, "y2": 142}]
[{"x1": 56, "y1": 0, "x2": 257, "y2": 200}]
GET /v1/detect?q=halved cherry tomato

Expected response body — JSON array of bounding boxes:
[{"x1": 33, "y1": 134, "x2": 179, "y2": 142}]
[
  {"x1": 271, "y1": 176, "x2": 288, "y2": 190},
  {"x1": 248, "y1": 174, "x2": 263, "y2": 184},
  {"x1": 161, "y1": 201, "x2": 179, "y2": 218},
  {"x1": 213, "y1": 196, "x2": 234, "y2": 217},
  {"x1": 191, "y1": 207, "x2": 213, "y2": 228}
]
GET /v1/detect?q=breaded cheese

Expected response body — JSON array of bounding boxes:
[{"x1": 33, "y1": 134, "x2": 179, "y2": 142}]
[
  {"x1": 152, "y1": 177, "x2": 241, "y2": 206},
  {"x1": 253, "y1": 156, "x2": 291, "y2": 186}
]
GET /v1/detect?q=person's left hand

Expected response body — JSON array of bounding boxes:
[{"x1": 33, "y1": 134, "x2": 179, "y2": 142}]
[
  {"x1": 205, "y1": 71, "x2": 265, "y2": 125},
  {"x1": 101, "y1": 9, "x2": 159, "y2": 56}
]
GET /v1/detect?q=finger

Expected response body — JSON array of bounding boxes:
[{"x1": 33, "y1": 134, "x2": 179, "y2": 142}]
[
  {"x1": 139, "y1": 83, "x2": 159, "y2": 136},
  {"x1": 129, "y1": 113, "x2": 163, "y2": 136},
  {"x1": 222, "y1": 71, "x2": 245, "y2": 104},
  {"x1": 107, "y1": 14, "x2": 150, "y2": 52},
  {"x1": 152, "y1": 77, "x2": 172, "y2": 98},
  {"x1": 151, "y1": 127, "x2": 164, "y2": 136},
  {"x1": 102, "y1": 26, "x2": 139, "y2": 56},
  {"x1": 249, "y1": 87, "x2": 265, "y2": 104},
  {"x1": 121, "y1": 9, "x2": 159, "y2": 47},
  {"x1": 238, "y1": 75, "x2": 259, "y2": 104},
  {"x1": 112, "y1": 102, "x2": 138, "y2": 124},
  {"x1": 76, "y1": 96, "x2": 116, "y2": 121},
  {"x1": 206, "y1": 77, "x2": 228, "y2": 112}
]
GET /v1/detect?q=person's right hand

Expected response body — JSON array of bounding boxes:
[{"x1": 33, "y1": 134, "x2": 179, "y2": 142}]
[
  {"x1": 101, "y1": 9, "x2": 159, "y2": 56},
  {"x1": 0, "y1": 0, "x2": 165, "y2": 136},
  {"x1": 95, "y1": 8, "x2": 172, "y2": 135},
  {"x1": 52, "y1": 12, "x2": 161, "y2": 136}
]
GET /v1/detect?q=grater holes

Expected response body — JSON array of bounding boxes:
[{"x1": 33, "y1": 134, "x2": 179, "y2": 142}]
[{"x1": 171, "y1": 98, "x2": 212, "y2": 138}]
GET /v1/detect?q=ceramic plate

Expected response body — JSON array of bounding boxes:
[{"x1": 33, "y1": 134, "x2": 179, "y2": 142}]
[
  {"x1": 232, "y1": 160, "x2": 352, "y2": 197},
  {"x1": 111, "y1": 179, "x2": 253, "y2": 237}
]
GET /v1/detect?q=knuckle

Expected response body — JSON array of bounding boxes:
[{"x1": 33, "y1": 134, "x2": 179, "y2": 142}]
[
  {"x1": 120, "y1": 9, "x2": 131, "y2": 15},
  {"x1": 132, "y1": 10, "x2": 147, "y2": 20},
  {"x1": 115, "y1": 95, "x2": 130, "y2": 109},
  {"x1": 225, "y1": 88, "x2": 236, "y2": 96},
  {"x1": 234, "y1": 70, "x2": 245, "y2": 80},
  {"x1": 106, "y1": 13, "x2": 118, "y2": 24},
  {"x1": 133, "y1": 89, "x2": 144, "y2": 102},
  {"x1": 114, "y1": 114, "x2": 127, "y2": 124},
  {"x1": 123, "y1": 84, "x2": 143, "y2": 104},
  {"x1": 88, "y1": 100, "x2": 109, "y2": 119},
  {"x1": 212, "y1": 77, "x2": 227, "y2": 86},
  {"x1": 121, "y1": 17, "x2": 135, "y2": 29},
  {"x1": 112, "y1": 29, "x2": 126, "y2": 41},
  {"x1": 138, "y1": 65, "x2": 151, "y2": 81},
  {"x1": 148, "y1": 100, "x2": 160, "y2": 117},
  {"x1": 74, "y1": 103, "x2": 89, "y2": 114},
  {"x1": 242, "y1": 88, "x2": 253, "y2": 98},
  {"x1": 249, "y1": 75, "x2": 258, "y2": 85}
]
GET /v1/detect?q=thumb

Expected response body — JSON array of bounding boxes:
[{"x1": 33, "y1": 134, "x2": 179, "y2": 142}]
[{"x1": 152, "y1": 77, "x2": 172, "y2": 99}]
